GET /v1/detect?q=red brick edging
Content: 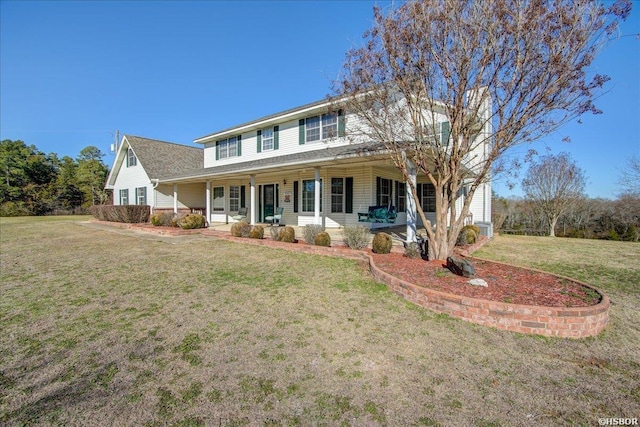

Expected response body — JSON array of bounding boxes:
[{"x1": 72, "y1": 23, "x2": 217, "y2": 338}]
[{"x1": 89, "y1": 220, "x2": 610, "y2": 338}]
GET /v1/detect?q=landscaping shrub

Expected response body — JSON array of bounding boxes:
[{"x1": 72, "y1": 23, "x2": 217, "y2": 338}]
[
  {"x1": 342, "y1": 225, "x2": 370, "y2": 250},
  {"x1": 456, "y1": 225, "x2": 479, "y2": 246},
  {"x1": 150, "y1": 212, "x2": 175, "y2": 227},
  {"x1": 90, "y1": 205, "x2": 150, "y2": 223},
  {"x1": 303, "y1": 224, "x2": 325, "y2": 244},
  {"x1": 372, "y1": 232, "x2": 393, "y2": 254},
  {"x1": 314, "y1": 231, "x2": 331, "y2": 247},
  {"x1": 231, "y1": 221, "x2": 248, "y2": 237},
  {"x1": 277, "y1": 226, "x2": 296, "y2": 243},
  {"x1": 179, "y1": 213, "x2": 206, "y2": 229},
  {"x1": 404, "y1": 242, "x2": 421, "y2": 259},
  {"x1": 249, "y1": 225, "x2": 264, "y2": 239}
]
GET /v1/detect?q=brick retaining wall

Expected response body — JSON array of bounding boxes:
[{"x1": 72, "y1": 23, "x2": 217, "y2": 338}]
[{"x1": 368, "y1": 259, "x2": 610, "y2": 338}]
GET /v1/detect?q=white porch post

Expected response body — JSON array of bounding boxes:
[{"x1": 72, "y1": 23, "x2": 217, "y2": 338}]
[
  {"x1": 173, "y1": 183, "x2": 178, "y2": 215},
  {"x1": 314, "y1": 168, "x2": 321, "y2": 225},
  {"x1": 406, "y1": 159, "x2": 417, "y2": 243},
  {"x1": 250, "y1": 175, "x2": 256, "y2": 225},
  {"x1": 205, "y1": 181, "x2": 211, "y2": 225}
]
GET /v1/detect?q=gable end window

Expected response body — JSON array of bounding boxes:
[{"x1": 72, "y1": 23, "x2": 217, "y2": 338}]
[{"x1": 127, "y1": 148, "x2": 137, "y2": 167}]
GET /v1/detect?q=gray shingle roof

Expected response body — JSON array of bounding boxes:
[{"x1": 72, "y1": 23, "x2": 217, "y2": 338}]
[{"x1": 126, "y1": 135, "x2": 203, "y2": 179}]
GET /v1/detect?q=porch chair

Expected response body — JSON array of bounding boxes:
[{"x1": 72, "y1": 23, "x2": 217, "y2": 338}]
[
  {"x1": 232, "y1": 207, "x2": 247, "y2": 222},
  {"x1": 265, "y1": 207, "x2": 284, "y2": 225}
]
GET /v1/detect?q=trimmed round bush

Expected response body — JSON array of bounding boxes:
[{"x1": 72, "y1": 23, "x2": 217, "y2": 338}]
[
  {"x1": 314, "y1": 231, "x2": 331, "y2": 247},
  {"x1": 277, "y1": 226, "x2": 296, "y2": 243},
  {"x1": 456, "y1": 225, "x2": 479, "y2": 246},
  {"x1": 249, "y1": 225, "x2": 264, "y2": 239},
  {"x1": 303, "y1": 224, "x2": 324, "y2": 244},
  {"x1": 372, "y1": 232, "x2": 393, "y2": 254},
  {"x1": 231, "y1": 221, "x2": 248, "y2": 237},
  {"x1": 179, "y1": 213, "x2": 206, "y2": 229},
  {"x1": 150, "y1": 213, "x2": 164, "y2": 226}
]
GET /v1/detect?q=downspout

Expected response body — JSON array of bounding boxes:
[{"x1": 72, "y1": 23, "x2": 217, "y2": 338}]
[{"x1": 151, "y1": 179, "x2": 159, "y2": 214}]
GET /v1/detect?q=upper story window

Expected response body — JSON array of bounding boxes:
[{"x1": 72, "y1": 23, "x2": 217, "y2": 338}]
[
  {"x1": 257, "y1": 126, "x2": 279, "y2": 153},
  {"x1": 299, "y1": 110, "x2": 344, "y2": 144},
  {"x1": 216, "y1": 135, "x2": 241, "y2": 160},
  {"x1": 425, "y1": 121, "x2": 451, "y2": 146},
  {"x1": 322, "y1": 113, "x2": 338, "y2": 139},
  {"x1": 127, "y1": 148, "x2": 137, "y2": 167},
  {"x1": 262, "y1": 128, "x2": 274, "y2": 151}
]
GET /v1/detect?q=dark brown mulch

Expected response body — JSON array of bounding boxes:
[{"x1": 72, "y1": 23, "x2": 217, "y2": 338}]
[{"x1": 369, "y1": 250, "x2": 601, "y2": 307}]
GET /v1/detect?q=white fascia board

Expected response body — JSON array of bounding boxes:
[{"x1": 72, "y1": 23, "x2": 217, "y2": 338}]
[{"x1": 104, "y1": 135, "x2": 129, "y2": 188}]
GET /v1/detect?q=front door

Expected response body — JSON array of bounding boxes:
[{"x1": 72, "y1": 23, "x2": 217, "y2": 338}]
[{"x1": 263, "y1": 184, "x2": 275, "y2": 222}]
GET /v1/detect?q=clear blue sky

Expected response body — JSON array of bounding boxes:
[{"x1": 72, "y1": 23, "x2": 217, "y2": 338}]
[{"x1": 1, "y1": 0, "x2": 638, "y2": 199}]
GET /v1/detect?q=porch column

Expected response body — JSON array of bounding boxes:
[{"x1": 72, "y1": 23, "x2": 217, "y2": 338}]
[
  {"x1": 250, "y1": 175, "x2": 256, "y2": 225},
  {"x1": 314, "y1": 168, "x2": 321, "y2": 225},
  {"x1": 173, "y1": 183, "x2": 178, "y2": 215},
  {"x1": 205, "y1": 181, "x2": 211, "y2": 225},
  {"x1": 406, "y1": 159, "x2": 417, "y2": 243}
]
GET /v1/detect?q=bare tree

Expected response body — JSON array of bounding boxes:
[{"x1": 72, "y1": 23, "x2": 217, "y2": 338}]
[
  {"x1": 333, "y1": 0, "x2": 630, "y2": 259},
  {"x1": 522, "y1": 153, "x2": 586, "y2": 237},
  {"x1": 618, "y1": 155, "x2": 640, "y2": 196}
]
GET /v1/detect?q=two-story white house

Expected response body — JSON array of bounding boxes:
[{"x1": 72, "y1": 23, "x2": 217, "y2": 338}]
[{"x1": 106, "y1": 95, "x2": 492, "y2": 239}]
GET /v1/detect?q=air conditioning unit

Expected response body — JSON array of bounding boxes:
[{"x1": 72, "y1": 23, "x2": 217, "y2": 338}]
[{"x1": 475, "y1": 221, "x2": 493, "y2": 238}]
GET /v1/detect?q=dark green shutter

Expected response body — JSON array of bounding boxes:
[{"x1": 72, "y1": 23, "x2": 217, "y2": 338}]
[
  {"x1": 240, "y1": 185, "x2": 246, "y2": 208},
  {"x1": 257, "y1": 130, "x2": 262, "y2": 153},
  {"x1": 237, "y1": 135, "x2": 242, "y2": 156},
  {"x1": 376, "y1": 177, "x2": 381, "y2": 206},
  {"x1": 215, "y1": 141, "x2": 220, "y2": 160},
  {"x1": 345, "y1": 177, "x2": 353, "y2": 214},
  {"x1": 441, "y1": 121, "x2": 450, "y2": 146},
  {"x1": 274, "y1": 126, "x2": 279, "y2": 150},
  {"x1": 417, "y1": 183, "x2": 423, "y2": 208},
  {"x1": 338, "y1": 109, "x2": 345, "y2": 137},
  {"x1": 293, "y1": 181, "x2": 299, "y2": 213},
  {"x1": 275, "y1": 184, "x2": 279, "y2": 208},
  {"x1": 298, "y1": 119, "x2": 305, "y2": 144},
  {"x1": 143, "y1": 187, "x2": 147, "y2": 205}
]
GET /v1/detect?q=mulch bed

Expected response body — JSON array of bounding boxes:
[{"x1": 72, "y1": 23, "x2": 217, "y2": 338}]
[{"x1": 369, "y1": 250, "x2": 601, "y2": 307}]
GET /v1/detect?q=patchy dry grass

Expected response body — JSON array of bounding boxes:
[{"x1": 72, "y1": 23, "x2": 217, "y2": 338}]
[{"x1": 1, "y1": 217, "x2": 639, "y2": 426}]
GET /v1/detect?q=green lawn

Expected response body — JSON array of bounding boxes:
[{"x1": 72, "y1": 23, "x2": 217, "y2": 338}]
[{"x1": 1, "y1": 217, "x2": 638, "y2": 426}]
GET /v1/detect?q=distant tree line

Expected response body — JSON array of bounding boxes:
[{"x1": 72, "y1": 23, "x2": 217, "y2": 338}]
[
  {"x1": 493, "y1": 154, "x2": 640, "y2": 241},
  {"x1": 493, "y1": 194, "x2": 640, "y2": 242},
  {"x1": 0, "y1": 139, "x2": 111, "y2": 216}
]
